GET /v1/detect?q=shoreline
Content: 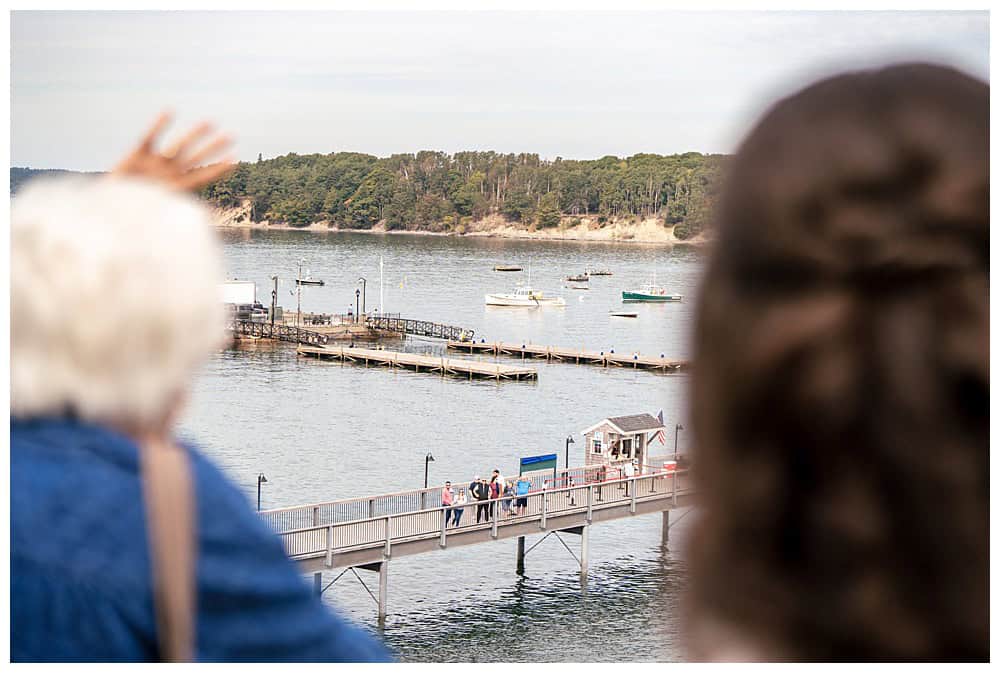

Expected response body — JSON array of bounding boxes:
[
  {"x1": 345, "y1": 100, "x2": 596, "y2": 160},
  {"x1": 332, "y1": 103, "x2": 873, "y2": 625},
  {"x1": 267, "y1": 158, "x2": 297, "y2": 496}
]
[{"x1": 212, "y1": 208, "x2": 712, "y2": 248}]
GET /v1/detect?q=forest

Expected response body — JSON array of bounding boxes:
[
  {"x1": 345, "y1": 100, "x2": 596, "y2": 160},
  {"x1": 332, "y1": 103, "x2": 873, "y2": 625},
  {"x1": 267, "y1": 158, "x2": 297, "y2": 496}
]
[
  {"x1": 12, "y1": 150, "x2": 726, "y2": 240},
  {"x1": 201, "y1": 150, "x2": 726, "y2": 240}
]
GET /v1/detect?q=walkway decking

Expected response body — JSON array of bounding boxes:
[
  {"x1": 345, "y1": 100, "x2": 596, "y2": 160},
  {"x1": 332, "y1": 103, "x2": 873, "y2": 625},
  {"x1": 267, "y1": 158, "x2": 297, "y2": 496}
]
[
  {"x1": 447, "y1": 341, "x2": 688, "y2": 371},
  {"x1": 297, "y1": 345, "x2": 538, "y2": 381}
]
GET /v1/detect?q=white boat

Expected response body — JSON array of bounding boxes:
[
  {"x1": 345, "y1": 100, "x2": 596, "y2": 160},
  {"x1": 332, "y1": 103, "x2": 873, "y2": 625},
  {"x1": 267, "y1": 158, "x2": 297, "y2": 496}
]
[{"x1": 485, "y1": 286, "x2": 566, "y2": 307}]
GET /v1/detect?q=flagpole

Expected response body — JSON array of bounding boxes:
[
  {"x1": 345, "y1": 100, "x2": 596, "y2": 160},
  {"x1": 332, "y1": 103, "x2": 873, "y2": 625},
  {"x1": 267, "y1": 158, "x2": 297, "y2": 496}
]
[{"x1": 379, "y1": 255, "x2": 384, "y2": 313}]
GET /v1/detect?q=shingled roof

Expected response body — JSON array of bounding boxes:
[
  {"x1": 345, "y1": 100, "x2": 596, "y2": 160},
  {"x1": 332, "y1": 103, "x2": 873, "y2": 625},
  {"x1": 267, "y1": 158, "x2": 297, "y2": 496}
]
[{"x1": 582, "y1": 413, "x2": 664, "y2": 435}]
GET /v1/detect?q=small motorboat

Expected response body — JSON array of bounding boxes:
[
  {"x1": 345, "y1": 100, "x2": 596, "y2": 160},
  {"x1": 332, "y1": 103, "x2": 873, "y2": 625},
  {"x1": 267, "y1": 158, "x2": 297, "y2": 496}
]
[
  {"x1": 296, "y1": 277, "x2": 325, "y2": 286},
  {"x1": 610, "y1": 311, "x2": 638, "y2": 318},
  {"x1": 587, "y1": 269, "x2": 613, "y2": 276},
  {"x1": 565, "y1": 273, "x2": 590, "y2": 282},
  {"x1": 485, "y1": 286, "x2": 566, "y2": 307},
  {"x1": 567, "y1": 284, "x2": 590, "y2": 290},
  {"x1": 493, "y1": 265, "x2": 523, "y2": 272}
]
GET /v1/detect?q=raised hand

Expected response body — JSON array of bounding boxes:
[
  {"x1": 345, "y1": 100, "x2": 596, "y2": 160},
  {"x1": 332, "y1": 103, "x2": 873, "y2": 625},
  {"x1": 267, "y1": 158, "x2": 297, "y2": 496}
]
[{"x1": 112, "y1": 111, "x2": 236, "y2": 192}]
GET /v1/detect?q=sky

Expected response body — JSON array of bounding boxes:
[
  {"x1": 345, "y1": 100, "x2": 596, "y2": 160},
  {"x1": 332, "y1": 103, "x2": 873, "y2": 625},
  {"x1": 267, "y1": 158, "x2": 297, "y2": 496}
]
[{"x1": 10, "y1": 10, "x2": 989, "y2": 171}]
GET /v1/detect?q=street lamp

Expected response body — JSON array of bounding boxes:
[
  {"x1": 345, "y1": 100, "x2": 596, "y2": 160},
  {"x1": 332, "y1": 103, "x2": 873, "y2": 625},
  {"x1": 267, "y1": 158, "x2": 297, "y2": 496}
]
[
  {"x1": 358, "y1": 277, "x2": 367, "y2": 317},
  {"x1": 424, "y1": 453, "x2": 435, "y2": 489},
  {"x1": 355, "y1": 288, "x2": 361, "y2": 324},
  {"x1": 257, "y1": 473, "x2": 268, "y2": 511},
  {"x1": 565, "y1": 435, "x2": 575, "y2": 471},
  {"x1": 270, "y1": 275, "x2": 278, "y2": 330},
  {"x1": 674, "y1": 423, "x2": 684, "y2": 461}
]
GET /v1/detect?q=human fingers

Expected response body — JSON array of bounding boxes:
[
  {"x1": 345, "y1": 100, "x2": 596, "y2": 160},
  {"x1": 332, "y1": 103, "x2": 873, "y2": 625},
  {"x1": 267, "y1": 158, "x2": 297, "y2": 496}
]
[
  {"x1": 162, "y1": 121, "x2": 213, "y2": 160},
  {"x1": 174, "y1": 157, "x2": 237, "y2": 191},
  {"x1": 183, "y1": 134, "x2": 233, "y2": 169},
  {"x1": 138, "y1": 110, "x2": 173, "y2": 151}
]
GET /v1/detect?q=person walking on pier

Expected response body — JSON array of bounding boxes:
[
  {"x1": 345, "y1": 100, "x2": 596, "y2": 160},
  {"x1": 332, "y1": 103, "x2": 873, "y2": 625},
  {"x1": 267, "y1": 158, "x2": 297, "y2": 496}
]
[
  {"x1": 501, "y1": 480, "x2": 515, "y2": 518},
  {"x1": 515, "y1": 475, "x2": 531, "y2": 516},
  {"x1": 442, "y1": 481, "x2": 455, "y2": 526},
  {"x1": 452, "y1": 489, "x2": 467, "y2": 527},
  {"x1": 489, "y1": 471, "x2": 502, "y2": 519},
  {"x1": 472, "y1": 476, "x2": 490, "y2": 523}
]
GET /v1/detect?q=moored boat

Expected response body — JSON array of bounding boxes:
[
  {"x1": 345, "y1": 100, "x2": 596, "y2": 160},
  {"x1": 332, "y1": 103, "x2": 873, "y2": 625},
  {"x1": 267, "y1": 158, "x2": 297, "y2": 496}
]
[
  {"x1": 622, "y1": 286, "x2": 682, "y2": 302},
  {"x1": 485, "y1": 286, "x2": 566, "y2": 307},
  {"x1": 493, "y1": 265, "x2": 523, "y2": 272},
  {"x1": 622, "y1": 272, "x2": 682, "y2": 302},
  {"x1": 296, "y1": 277, "x2": 325, "y2": 286},
  {"x1": 565, "y1": 273, "x2": 590, "y2": 282},
  {"x1": 610, "y1": 311, "x2": 638, "y2": 318},
  {"x1": 587, "y1": 269, "x2": 613, "y2": 276}
]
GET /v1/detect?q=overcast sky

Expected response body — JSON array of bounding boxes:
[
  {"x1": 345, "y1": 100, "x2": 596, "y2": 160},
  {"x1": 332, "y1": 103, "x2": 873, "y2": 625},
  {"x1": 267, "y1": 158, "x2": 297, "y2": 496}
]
[{"x1": 11, "y1": 10, "x2": 989, "y2": 171}]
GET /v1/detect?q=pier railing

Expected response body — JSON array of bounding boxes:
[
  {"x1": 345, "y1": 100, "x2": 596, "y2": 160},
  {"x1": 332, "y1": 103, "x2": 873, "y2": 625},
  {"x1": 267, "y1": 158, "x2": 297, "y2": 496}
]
[
  {"x1": 365, "y1": 315, "x2": 475, "y2": 341},
  {"x1": 231, "y1": 320, "x2": 331, "y2": 345},
  {"x1": 270, "y1": 469, "x2": 692, "y2": 560},
  {"x1": 260, "y1": 463, "x2": 625, "y2": 534}
]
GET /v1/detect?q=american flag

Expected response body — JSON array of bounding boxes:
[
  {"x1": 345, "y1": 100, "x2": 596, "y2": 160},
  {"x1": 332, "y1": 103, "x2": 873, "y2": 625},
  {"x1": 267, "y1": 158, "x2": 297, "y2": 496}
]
[{"x1": 653, "y1": 409, "x2": 667, "y2": 444}]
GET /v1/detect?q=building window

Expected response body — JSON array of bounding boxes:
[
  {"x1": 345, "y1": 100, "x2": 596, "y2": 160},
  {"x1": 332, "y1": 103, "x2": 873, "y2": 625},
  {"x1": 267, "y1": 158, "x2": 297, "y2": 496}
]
[
  {"x1": 621, "y1": 437, "x2": 633, "y2": 459},
  {"x1": 592, "y1": 438, "x2": 602, "y2": 454}
]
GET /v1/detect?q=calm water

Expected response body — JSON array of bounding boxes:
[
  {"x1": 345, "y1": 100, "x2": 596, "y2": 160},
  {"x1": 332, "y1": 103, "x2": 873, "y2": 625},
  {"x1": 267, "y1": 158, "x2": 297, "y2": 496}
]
[{"x1": 178, "y1": 229, "x2": 705, "y2": 662}]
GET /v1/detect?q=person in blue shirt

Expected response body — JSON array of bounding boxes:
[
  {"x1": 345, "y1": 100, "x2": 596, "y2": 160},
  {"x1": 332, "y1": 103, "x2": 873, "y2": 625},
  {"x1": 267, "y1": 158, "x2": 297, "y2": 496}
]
[
  {"x1": 515, "y1": 475, "x2": 531, "y2": 516},
  {"x1": 10, "y1": 115, "x2": 392, "y2": 663}
]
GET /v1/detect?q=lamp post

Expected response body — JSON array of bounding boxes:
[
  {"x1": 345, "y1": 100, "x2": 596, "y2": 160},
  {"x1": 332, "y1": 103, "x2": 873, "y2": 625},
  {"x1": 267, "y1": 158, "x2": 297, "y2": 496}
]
[
  {"x1": 674, "y1": 423, "x2": 684, "y2": 461},
  {"x1": 257, "y1": 473, "x2": 268, "y2": 511},
  {"x1": 565, "y1": 435, "x2": 575, "y2": 471},
  {"x1": 358, "y1": 277, "x2": 367, "y2": 317},
  {"x1": 355, "y1": 288, "x2": 361, "y2": 324},
  {"x1": 270, "y1": 275, "x2": 277, "y2": 330},
  {"x1": 424, "y1": 452, "x2": 435, "y2": 489}
]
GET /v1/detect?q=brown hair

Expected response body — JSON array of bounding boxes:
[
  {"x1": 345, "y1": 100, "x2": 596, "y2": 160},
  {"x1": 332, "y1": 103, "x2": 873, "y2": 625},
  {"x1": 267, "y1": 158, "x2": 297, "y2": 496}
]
[{"x1": 686, "y1": 64, "x2": 988, "y2": 661}]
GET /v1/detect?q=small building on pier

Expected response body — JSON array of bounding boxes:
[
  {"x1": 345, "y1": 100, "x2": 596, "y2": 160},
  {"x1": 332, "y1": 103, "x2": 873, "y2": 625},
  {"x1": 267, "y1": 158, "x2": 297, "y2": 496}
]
[{"x1": 581, "y1": 413, "x2": 665, "y2": 474}]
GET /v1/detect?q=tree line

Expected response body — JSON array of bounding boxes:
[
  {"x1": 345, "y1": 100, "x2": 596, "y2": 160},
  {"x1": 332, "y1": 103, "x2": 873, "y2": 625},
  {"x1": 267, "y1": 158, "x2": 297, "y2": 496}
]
[{"x1": 202, "y1": 150, "x2": 726, "y2": 239}]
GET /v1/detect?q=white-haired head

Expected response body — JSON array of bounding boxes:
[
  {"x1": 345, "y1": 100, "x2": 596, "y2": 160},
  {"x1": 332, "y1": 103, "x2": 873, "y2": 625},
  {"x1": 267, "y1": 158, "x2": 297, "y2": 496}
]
[{"x1": 12, "y1": 176, "x2": 225, "y2": 428}]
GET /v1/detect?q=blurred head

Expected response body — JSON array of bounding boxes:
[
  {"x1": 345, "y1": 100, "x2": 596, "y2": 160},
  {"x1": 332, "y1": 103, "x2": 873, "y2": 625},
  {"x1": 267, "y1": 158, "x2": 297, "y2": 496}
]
[
  {"x1": 687, "y1": 64, "x2": 987, "y2": 661},
  {"x1": 11, "y1": 176, "x2": 226, "y2": 433}
]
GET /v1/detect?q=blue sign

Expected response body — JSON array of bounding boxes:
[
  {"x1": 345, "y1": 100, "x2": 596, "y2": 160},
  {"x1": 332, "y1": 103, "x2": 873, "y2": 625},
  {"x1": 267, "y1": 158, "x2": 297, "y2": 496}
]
[{"x1": 520, "y1": 453, "x2": 558, "y2": 475}]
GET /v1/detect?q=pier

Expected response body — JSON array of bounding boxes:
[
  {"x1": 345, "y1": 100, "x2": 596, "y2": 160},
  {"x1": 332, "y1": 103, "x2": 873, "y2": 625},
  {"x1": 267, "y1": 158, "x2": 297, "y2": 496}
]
[
  {"x1": 260, "y1": 466, "x2": 693, "y2": 623},
  {"x1": 297, "y1": 345, "x2": 538, "y2": 381},
  {"x1": 446, "y1": 341, "x2": 688, "y2": 371}
]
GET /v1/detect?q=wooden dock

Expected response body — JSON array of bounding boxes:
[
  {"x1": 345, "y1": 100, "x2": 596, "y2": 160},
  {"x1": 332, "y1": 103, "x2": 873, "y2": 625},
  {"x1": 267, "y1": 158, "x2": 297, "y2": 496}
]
[
  {"x1": 298, "y1": 345, "x2": 538, "y2": 381},
  {"x1": 446, "y1": 341, "x2": 688, "y2": 371}
]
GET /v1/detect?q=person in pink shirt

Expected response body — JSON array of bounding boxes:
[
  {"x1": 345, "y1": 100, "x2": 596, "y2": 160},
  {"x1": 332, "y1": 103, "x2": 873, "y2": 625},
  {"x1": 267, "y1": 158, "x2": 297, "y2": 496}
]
[{"x1": 441, "y1": 481, "x2": 455, "y2": 526}]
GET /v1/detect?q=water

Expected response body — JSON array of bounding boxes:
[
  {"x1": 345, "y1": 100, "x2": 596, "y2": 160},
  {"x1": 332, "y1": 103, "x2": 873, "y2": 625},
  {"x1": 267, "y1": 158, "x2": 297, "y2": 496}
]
[{"x1": 178, "y1": 229, "x2": 704, "y2": 662}]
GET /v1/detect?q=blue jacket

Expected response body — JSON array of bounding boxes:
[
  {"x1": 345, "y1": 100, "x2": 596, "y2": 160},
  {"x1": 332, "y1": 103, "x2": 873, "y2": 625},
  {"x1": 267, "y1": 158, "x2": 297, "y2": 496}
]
[{"x1": 11, "y1": 418, "x2": 393, "y2": 662}]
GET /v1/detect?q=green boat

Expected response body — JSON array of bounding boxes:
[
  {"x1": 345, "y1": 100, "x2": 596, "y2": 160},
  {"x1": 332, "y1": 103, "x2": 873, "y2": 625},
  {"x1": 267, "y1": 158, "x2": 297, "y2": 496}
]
[{"x1": 622, "y1": 273, "x2": 683, "y2": 302}]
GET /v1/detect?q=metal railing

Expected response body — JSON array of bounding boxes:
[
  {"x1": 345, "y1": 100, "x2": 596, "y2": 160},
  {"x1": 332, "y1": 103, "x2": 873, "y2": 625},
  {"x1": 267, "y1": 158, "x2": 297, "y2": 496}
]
[
  {"x1": 260, "y1": 463, "x2": 629, "y2": 534},
  {"x1": 230, "y1": 320, "x2": 331, "y2": 346},
  {"x1": 365, "y1": 315, "x2": 475, "y2": 341},
  {"x1": 271, "y1": 469, "x2": 692, "y2": 560}
]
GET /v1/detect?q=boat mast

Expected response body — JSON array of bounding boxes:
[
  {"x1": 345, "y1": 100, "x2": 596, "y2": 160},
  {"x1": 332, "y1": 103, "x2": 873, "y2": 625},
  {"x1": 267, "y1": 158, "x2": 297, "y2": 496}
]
[{"x1": 379, "y1": 255, "x2": 384, "y2": 313}]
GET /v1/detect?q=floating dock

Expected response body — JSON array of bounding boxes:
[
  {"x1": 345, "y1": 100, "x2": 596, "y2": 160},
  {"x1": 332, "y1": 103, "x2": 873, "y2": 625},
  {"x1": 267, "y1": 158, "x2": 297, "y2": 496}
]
[
  {"x1": 298, "y1": 345, "x2": 539, "y2": 381},
  {"x1": 446, "y1": 341, "x2": 688, "y2": 371}
]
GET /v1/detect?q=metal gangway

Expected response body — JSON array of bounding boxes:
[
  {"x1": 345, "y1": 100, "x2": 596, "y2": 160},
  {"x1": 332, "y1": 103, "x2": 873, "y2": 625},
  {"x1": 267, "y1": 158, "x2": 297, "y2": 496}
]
[
  {"x1": 230, "y1": 319, "x2": 332, "y2": 346},
  {"x1": 365, "y1": 314, "x2": 475, "y2": 341},
  {"x1": 259, "y1": 465, "x2": 694, "y2": 623}
]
